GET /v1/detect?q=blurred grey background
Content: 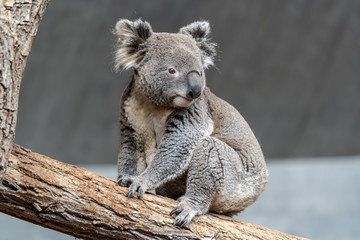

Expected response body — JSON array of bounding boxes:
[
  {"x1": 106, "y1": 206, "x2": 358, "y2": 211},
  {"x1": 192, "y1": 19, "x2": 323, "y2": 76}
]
[
  {"x1": 15, "y1": 0, "x2": 360, "y2": 163},
  {"x1": 2, "y1": 0, "x2": 360, "y2": 239}
]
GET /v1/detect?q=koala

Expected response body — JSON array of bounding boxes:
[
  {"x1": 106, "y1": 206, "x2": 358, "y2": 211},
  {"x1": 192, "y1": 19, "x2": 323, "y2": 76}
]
[{"x1": 114, "y1": 19, "x2": 268, "y2": 227}]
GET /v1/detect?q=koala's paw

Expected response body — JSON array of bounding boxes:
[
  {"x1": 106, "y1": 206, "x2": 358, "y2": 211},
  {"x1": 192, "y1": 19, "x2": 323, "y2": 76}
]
[
  {"x1": 170, "y1": 200, "x2": 200, "y2": 227},
  {"x1": 120, "y1": 176, "x2": 150, "y2": 199},
  {"x1": 117, "y1": 175, "x2": 150, "y2": 199},
  {"x1": 117, "y1": 174, "x2": 133, "y2": 187}
]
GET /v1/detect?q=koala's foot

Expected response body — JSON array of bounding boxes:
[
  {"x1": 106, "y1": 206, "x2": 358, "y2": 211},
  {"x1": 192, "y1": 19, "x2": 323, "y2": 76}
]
[
  {"x1": 117, "y1": 175, "x2": 150, "y2": 199},
  {"x1": 117, "y1": 174, "x2": 133, "y2": 187},
  {"x1": 170, "y1": 197, "x2": 209, "y2": 227}
]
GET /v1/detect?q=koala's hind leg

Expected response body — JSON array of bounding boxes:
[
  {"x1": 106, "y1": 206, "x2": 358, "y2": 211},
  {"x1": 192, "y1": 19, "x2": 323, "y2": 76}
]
[{"x1": 170, "y1": 137, "x2": 244, "y2": 226}]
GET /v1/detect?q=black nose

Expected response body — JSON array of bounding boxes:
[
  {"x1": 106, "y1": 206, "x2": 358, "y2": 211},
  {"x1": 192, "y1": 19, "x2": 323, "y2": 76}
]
[{"x1": 186, "y1": 71, "x2": 203, "y2": 100}]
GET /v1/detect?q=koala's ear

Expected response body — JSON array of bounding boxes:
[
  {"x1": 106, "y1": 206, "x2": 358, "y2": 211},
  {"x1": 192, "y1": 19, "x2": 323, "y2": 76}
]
[
  {"x1": 114, "y1": 19, "x2": 153, "y2": 71},
  {"x1": 179, "y1": 21, "x2": 217, "y2": 69}
]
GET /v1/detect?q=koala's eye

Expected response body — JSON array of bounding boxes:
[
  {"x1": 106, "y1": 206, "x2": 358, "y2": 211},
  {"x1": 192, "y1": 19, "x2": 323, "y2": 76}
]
[
  {"x1": 200, "y1": 71, "x2": 203, "y2": 77},
  {"x1": 168, "y1": 68, "x2": 177, "y2": 75}
]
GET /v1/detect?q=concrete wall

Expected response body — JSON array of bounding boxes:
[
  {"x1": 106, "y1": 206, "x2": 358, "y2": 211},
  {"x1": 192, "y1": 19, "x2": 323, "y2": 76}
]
[{"x1": 15, "y1": 0, "x2": 360, "y2": 164}]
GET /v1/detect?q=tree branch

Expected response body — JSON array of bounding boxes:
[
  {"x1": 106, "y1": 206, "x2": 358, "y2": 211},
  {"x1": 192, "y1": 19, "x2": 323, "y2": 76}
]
[
  {"x1": 0, "y1": 0, "x2": 50, "y2": 181},
  {"x1": 0, "y1": 144, "x2": 306, "y2": 240}
]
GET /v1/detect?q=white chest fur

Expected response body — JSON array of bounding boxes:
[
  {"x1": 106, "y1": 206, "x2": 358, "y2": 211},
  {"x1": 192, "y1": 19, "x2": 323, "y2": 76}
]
[{"x1": 123, "y1": 93, "x2": 173, "y2": 169}]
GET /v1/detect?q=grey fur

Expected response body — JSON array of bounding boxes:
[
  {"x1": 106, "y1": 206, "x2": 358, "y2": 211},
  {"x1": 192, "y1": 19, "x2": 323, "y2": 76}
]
[{"x1": 114, "y1": 19, "x2": 268, "y2": 227}]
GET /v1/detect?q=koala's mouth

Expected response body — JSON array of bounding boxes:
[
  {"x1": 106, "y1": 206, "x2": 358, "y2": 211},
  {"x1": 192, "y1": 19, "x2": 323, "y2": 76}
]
[{"x1": 173, "y1": 95, "x2": 194, "y2": 108}]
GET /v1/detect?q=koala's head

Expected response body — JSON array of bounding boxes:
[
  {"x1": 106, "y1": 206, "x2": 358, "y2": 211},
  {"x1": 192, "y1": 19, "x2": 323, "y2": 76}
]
[{"x1": 114, "y1": 19, "x2": 216, "y2": 108}]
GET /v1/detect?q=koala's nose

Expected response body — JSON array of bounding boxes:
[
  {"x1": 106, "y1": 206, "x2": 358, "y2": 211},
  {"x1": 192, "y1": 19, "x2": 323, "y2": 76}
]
[{"x1": 186, "y1": 71, "x2": 203, "y2": 100}]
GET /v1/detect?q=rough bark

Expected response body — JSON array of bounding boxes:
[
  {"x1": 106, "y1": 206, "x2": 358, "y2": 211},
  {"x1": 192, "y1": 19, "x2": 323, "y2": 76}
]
[
  {"x1": 0, "y1": 144, "x2": 307, "y2": 240},
  {"x1": 0, "y1": 0, "x2": 50, "y2": 181}
]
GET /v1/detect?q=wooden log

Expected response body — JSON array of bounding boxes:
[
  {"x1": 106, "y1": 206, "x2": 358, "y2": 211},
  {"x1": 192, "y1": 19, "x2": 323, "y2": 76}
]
[{"x1": 0, "y1": 144, "x2": 307, "y2": 240}]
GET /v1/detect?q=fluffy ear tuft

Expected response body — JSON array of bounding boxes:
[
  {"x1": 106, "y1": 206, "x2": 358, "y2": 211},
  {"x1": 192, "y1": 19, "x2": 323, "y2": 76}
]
[
  {"x1": 114, "y1": 19, "x2": 153, "y2": 71},
  {"x1": 179, "y1": 21, "x2": 217, "y2": 69}
]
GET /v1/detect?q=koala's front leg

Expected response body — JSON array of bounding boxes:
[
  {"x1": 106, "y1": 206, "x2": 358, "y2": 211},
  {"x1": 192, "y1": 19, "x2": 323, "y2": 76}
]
[
  {"x1": 126, "y1": 104, "x2": 212, "y2": 199},
  {"x1": 117, "y1": 124, "x2": 140, "y2": 186}
]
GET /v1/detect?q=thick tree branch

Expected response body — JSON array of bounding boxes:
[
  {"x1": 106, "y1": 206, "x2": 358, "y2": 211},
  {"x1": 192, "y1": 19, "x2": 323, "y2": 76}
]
[
  {"x1": 0, "y1": 144, "x2": 307, "y2": 240},
  {"x1": 0, "y1": 0, "x2": 50, "y2": 181}
]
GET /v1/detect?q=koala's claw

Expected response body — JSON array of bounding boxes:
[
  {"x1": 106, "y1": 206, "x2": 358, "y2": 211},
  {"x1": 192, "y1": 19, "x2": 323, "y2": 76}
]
[
  {"x1": 127, "y1": 184, "x2": 140, "y2": 198},
  {"x1": 117, "y1": 175, "x2": 149, "y2": 199},
  {"x1": 117, "y1": 175, "x2": 133, "y2": 187},
  {"x1": 170, "y1": 201, "x2": 198, "y2": 227},
  {"x1": 169, "y1": 207, "x2": 181, "y2": 216},
  {"x1": 119, "y1": 176, "x2": 149, "y2": 199}
]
